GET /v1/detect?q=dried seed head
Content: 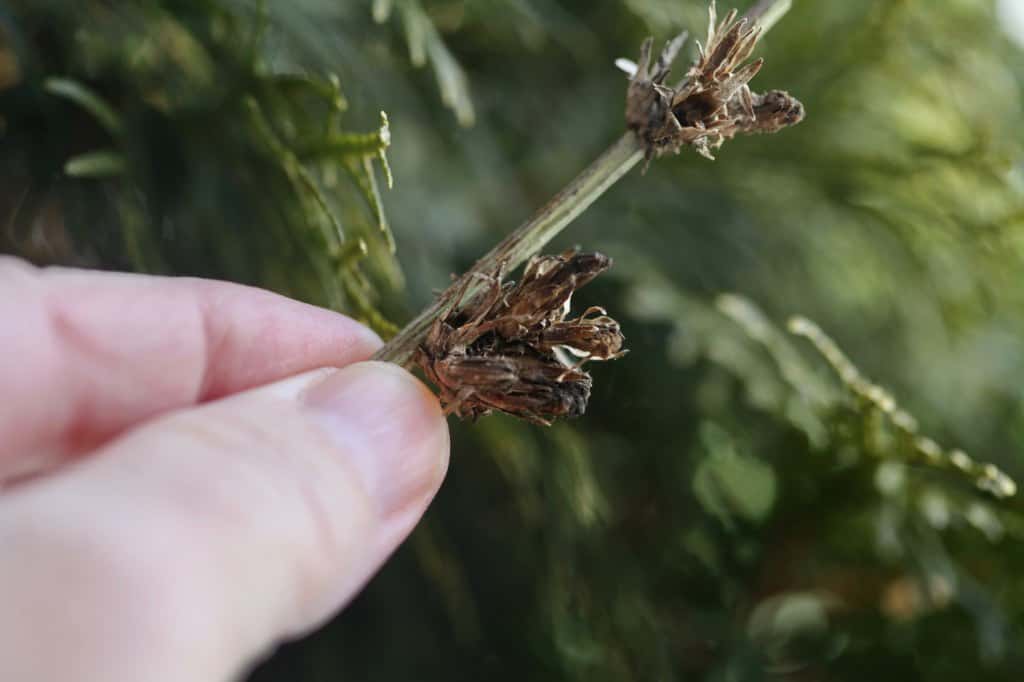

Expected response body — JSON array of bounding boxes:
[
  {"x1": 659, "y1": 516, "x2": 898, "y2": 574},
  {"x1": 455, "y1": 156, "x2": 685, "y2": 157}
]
[
  {"x1": 416, "y1": 249, "x2": 627, "y2": 426},
  {"x1": 625, "y1": 1, "x2": 804, "y2": 163}
]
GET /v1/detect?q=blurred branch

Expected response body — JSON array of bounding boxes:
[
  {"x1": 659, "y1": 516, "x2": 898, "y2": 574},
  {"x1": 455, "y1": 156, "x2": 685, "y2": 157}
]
[
  {"x1": 788, "y1": 316, "x2": 1017, "y2": 500},
  {"x1": 745, "y1": 0, "x2": 792, "y2": 31}
]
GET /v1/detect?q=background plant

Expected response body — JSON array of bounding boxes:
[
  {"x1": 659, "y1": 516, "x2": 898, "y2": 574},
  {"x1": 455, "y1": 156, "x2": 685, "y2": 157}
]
[{"x1": 3, "y1": 1, "x2": 1024, "y2": 680}]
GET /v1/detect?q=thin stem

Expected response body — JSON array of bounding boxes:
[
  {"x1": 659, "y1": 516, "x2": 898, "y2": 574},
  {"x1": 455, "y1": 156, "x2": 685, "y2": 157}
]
[
  {"x1": 374, "y1": 132, "x2": 643, "y2": 365},
  {"x1": 372, "y1": 0, "x2": 792, "y2": 367}
]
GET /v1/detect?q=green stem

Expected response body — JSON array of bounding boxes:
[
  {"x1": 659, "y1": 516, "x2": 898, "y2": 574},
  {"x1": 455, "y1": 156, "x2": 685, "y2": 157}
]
[
  {"x1": 374, "y1": 132, "x2": 643, "y2": 365},
  {"x1": 372, "y1": 0, "x2": 792, "y2": 367}
]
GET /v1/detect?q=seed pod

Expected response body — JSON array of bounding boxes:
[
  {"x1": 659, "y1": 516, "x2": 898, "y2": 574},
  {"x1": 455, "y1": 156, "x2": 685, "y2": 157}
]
[
  {"x1": 625, "y1": 1, "x2": 804, "y2": 162},
  {"x1": 416, "y1": 249, "x2": 626, "y2": 426}
]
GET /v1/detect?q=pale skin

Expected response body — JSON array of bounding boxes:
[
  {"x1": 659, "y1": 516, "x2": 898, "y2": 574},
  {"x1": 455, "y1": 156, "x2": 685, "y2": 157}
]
[{"x1": 0, "y1": 256, "x2": 450, "y2": 681}]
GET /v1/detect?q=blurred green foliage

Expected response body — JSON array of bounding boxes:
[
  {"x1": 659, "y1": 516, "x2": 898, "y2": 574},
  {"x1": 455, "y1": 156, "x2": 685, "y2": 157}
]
[
  {"x1": 3, "y1": 0, "x2": 1024, "y2": 680},
  {"x1": 1, "y1": 0, "x2": 400, "y2": 332}
]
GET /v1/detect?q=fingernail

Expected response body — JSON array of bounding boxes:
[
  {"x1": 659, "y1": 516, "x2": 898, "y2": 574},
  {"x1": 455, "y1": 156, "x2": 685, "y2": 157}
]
[{"x1": 302, "y1": 362, "x2": 448, "y2": 520}]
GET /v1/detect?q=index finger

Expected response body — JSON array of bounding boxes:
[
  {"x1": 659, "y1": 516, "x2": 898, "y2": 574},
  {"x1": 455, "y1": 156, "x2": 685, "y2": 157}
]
[{"x1": 0, "y1": 257, "x2": 381, "y2": 478}]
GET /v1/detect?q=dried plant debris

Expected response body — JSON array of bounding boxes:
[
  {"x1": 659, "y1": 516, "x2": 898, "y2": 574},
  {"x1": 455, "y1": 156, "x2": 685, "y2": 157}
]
[
  {"x1": 417, "y1": 249, "x2": 626, "y2": 426},
  {"x1": 624, "y1": 1, "x2": 804, "y2": 162}
]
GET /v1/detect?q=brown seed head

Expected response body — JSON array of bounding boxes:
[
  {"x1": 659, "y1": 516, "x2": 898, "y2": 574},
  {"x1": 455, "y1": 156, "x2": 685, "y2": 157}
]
[
  {"x1": 625, "y1": 1, "x2": 804, "y2": 163},
  {"x1": 416, "y1": 249, "x2": 626, "y2": 426}
]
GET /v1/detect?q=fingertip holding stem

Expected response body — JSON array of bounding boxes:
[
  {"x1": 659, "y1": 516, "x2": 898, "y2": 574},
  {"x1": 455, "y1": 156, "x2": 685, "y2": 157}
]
[
  {"x1": 304, "y1": 361, "x2": 450, "y2": 531},
  {"x1": 0, "y1": 361, "x2": 449, "y2": 682},
  {"x1": 281, "y1": 360, "x2": 451, "y2": 634}
]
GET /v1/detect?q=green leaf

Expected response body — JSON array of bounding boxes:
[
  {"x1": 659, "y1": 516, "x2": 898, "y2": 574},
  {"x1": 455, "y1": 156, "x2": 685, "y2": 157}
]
[
  {"x1": 393, "y1": 0, "x2": 475, "y2": 126},
  {"x1": 44, "y1": 77, "x2": 123, "y2": 137},
  {"x1": 64, "y1": 150, "x2": 126, "y2": 177},
  {"x1": 372, "y1": 0, "x2": 394, "y2": 23},
  {"x1": 693, "y1": 423, "x2": 778, "y2": 526}
]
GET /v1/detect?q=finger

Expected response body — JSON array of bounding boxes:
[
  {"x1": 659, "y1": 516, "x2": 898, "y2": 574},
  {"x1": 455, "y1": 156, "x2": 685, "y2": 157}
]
[
  {"x1": 0, "y1": 361, "x2": 449, "y2": 682},
  {"x1": 0, "y1": 257, "x2": 381, "y2": 478}
]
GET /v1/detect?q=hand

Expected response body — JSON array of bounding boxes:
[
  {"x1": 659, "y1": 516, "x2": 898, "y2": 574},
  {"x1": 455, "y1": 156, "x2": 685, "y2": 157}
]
[{"x1": 0, "y1": 257, "x2": 449, "y2": 681}]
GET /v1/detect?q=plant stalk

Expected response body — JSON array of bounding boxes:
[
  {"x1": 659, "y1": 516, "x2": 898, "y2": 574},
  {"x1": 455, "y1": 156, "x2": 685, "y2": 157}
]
[
  {"x1": 374, "y1": 132, "x2": 643, "y2": 365},
  {"x1": 372, "y1": 0, "x2": 791, "y2": 367}
]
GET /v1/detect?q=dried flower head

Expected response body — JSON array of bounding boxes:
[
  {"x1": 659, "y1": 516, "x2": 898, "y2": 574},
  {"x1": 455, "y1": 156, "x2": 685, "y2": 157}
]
[
  {"x1": 625, "y1": 1, "x2": 804, "y2": 162},
  {"x1": 417, "y1": 249, "x2": 626, "y2": 426}
]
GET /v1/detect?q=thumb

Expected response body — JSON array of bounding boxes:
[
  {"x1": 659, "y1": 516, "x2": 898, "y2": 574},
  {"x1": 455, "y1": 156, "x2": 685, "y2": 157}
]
[{"x1": 0, "y1": 361, "x2": 449, "y2": 682}]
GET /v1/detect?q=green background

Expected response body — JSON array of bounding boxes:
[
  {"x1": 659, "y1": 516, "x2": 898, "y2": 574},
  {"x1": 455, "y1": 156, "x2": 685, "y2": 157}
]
[{"x1": 3, "y1": 1, "x2": 1024, "y2": 679}]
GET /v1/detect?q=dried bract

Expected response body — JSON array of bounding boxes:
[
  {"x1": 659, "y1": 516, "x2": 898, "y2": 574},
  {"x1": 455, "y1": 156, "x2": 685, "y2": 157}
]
[
  {"x1": 625, "y1": 1, "x2": 804, "y2": 162},
  {"x1": 417, "y1": 249, "x2": 626, "y2": 426}
]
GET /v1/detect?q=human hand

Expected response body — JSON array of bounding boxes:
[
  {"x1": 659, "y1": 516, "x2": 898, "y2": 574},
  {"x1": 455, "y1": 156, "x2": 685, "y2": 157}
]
[{"x1": 0, "y1": 257, "x2": 449, "y2": 681}]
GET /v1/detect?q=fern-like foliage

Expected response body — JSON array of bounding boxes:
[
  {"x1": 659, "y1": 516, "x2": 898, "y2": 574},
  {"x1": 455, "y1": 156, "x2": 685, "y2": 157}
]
[
  {"x1": 617, "y1": 257, "x2": 1023, "y2": 669},
  {"x1": 0, "y1": 0, "x2": 399, "y2": 332},
  {"x1": 372, "y1": 0, "x2": 475, "y2": 127}
]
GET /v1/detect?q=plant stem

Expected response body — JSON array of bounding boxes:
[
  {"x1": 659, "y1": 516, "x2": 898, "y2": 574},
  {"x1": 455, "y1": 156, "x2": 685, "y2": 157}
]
[
  {"x1": 374, "y1": 132, "x2": 643, "y2": 365},
  {"x1": 372, "y1": 0, "x2": 792, "y2": 367}
]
